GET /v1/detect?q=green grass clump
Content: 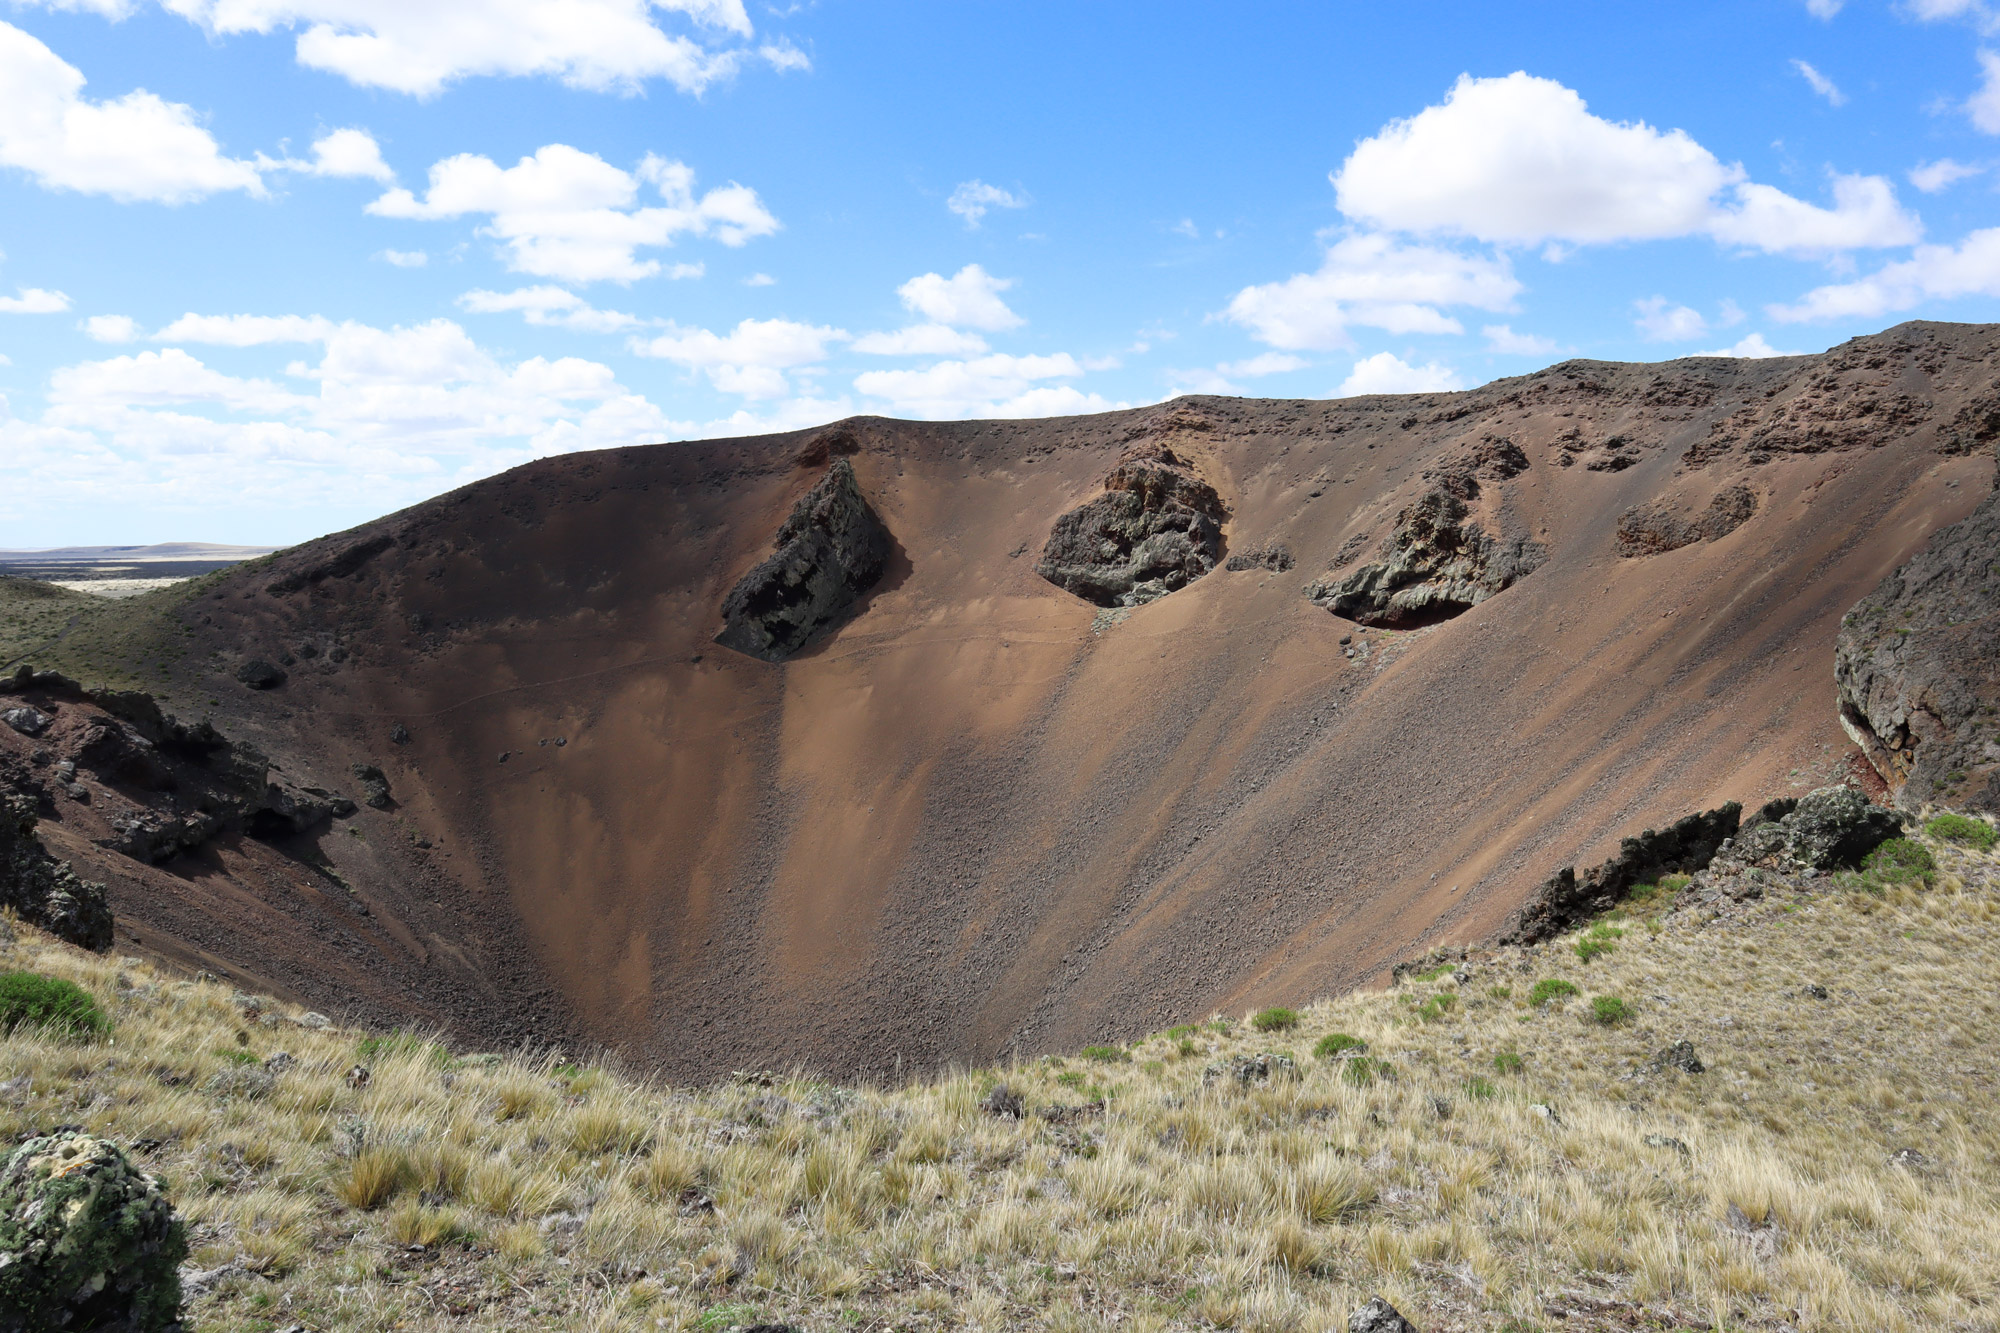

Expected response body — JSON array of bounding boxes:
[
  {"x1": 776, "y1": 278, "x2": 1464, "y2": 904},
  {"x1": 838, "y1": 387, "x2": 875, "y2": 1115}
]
[
  {"x1": 357, "y1": 1031, "x2": 449, "y2": 1066},
  {"x1": 1412, "y1": 993, "x2": 1457, "y2": 1023},
  {"x1": 0, "y1": 972, "x2": 108, "y2": 1040},
  {"x1": 1573, "y1": 922, "x2": 1624, "y2": 964},
  {"x1": 1081, "y1": 1045, "x2": 1129, "y2": 1063},
  {"x1": 1314, "y1": 1033, "x2": 1366, "y2": 1059},
  {"x1": 1165, "y1": 1024, "x2": 1201, "y2": 1040},
  {"x1": 1529, "y1": 979, "x2": 1578, "y2": 1008},
  {"x1": 1341, "y1": 1056, "x2": 1389, "y2": 1087},
  {"x1": 1463, "y1": 1076, "x2": 1497, "y2": 1100},
  {"x1": 1407, "y1": 963, "x2": 1456, "y2": 983},
  {"x1": 1926, "y1": 813, "x2": 1997, "y2": 852},
  {"x1": 1251, "y1": 1007, "x2": 1299, "y2": 1033},
  {"x1": 1493, "y1": 1051, "x2": 1524, "y2": 1075},
  {"x1": 1589, "y1": 996, "x2": 1634, "y2": 1026}
]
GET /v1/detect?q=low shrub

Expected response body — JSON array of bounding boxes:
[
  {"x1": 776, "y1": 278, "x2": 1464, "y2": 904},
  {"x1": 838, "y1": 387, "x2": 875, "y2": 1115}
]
[
  {"x1": 1860, "y1": 838, "x2": 1936, "y2": 887},
  {"x1": 1589, "y1": 996, "x2": 1634, "y2": 1026},
  {"x1": 0, "y1": 973, "x2": 108, "y2": 1040},
  {"x1": 1251, "y1": 1007, "x2": 1299, "y2": 1033},
  {"x1": 1314, "y1": 1033, "x2": 1366, "y2": 1059},
  {"x1": 1529, "y1": 979, "x2": 1578, "y2": 1008},
  {"x1": 1926, "y1": 813, "x2": 1997, "y2": 852}
]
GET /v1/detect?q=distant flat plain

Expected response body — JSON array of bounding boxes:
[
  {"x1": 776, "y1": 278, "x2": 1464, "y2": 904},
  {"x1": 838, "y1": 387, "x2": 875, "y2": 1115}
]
[{"x1": 0, "y1": 543, "x2": 281, "y2": 598}]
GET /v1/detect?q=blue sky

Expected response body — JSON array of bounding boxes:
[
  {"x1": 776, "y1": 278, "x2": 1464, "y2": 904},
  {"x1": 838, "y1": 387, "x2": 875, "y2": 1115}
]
[{"x1": 2, "y1": 0, "x2": 1998, "y2": 546}]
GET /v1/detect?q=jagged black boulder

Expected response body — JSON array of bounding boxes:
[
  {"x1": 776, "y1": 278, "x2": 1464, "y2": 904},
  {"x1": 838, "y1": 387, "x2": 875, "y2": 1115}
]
[
  {"x1": 0, "y1": 1132, "x2": 187, "y2": 1333},
  {"x1": 1036, "y1": 445, "x2": 1227, "y2": 607},
  {"x1": 716, "y1": 459, "x2": 892, "y2": 663},
  {"x1": 1499, "y1": 803, "x2": 1741, "y2": 946},
  {"x1": 1836, "y1": 473, "x2": 2000, "y2": 813},
  {"x1": 0, "y1": 797, "x2": 112, "y2": 952}
]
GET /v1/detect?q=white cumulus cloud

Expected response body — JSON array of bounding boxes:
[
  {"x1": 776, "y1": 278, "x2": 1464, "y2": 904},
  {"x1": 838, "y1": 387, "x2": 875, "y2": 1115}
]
[
  {"x1": 1969, "y1": 50, "x2": 2000, "y2": 133},
  {"x1": 82, "y1": 314, "x2": 138, "y2": 341},
  {"x1": 1694, "y1": 333, "x2": 1798, "y2": 358},
  {"x1": 1792, "y1": 59, "x2": 1846, "y2": 106},
  {"x1": 155, "y1": 313, "x2": 338, "y2": 344},
  {"x1": 1334, "y1": 352, "x2": 1463, "y2": 398},
  {"x1": 1482, "y1": 324, "x2": 1557, "y2": 355},
  {"x1": 851, "y1": 324, "x2": 990, "y2": 356},
  {"x1": 1633, "y1": 297, "x2": 1708, "y2": 342},
  {"x1": 367, "y1": 146, "x2": 777, "y2": 284},
  {"x1": 0, "y1": 287, "x2": 71, "y2": 314},
  {"x1": 1224, "y1": 233, "x2": 1520, "y2": 351},
  {"x1": 265, "y1": 127, "x2": 395, "y2": 182},
  {"x1": 854, "y1": 352, "x2": 1097, "y2": 419},
  {"x1": 150, "y1": 0, "x2": 755, "y2": 97},
  {"x1": 0, "y1": 20, "x2": 264, "y2": 204},
  {"x1": 947, "y1": 180, "x2": 1028, "y2": 227},
  {"x1": 630, "y1": 317, "x2": 846, "y2": 399},
  {"x1": 378, "y1": 249, "x2": 427, "y2": 267},
  {"x1": 457, "y1": 286, "x2": 644, "y2": 333},
  {"x1": 1909, "y1": 158, "x2": 1983, "y2": 192},
  {"x1": 1770, "y1": 227, "x2": 2000, "y2": 320},
  {"x1": 1332, "y1": 72, "x2": 1917, "y2": 255},
  {"x1": 896, "y1": 264, "x2": 1023, "y2": 331}
]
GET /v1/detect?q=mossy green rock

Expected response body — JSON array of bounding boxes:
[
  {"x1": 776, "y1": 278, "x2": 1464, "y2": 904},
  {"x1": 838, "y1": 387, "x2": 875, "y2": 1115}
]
[{"x1": 0, "y1": 1132, "x2": 186, "y2": 1333}]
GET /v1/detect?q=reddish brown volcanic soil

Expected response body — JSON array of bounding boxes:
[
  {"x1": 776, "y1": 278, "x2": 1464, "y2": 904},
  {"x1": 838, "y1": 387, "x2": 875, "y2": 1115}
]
[{"x1": 28, "y1": 321, "x2": 1999, "y2": 1080}]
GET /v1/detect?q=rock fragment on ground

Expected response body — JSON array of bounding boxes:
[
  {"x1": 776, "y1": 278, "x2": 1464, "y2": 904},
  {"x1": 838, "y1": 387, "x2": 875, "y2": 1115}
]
[
  {"x1": 715, "y1": 458, "x2": 893, "y2": 662},
  {"x1": 1348, "y1": 1295, "x2": 1419, "y2": 1332},
  {"x1": 0, "y1": 1131, "x2": 187, "y2": 1333}
]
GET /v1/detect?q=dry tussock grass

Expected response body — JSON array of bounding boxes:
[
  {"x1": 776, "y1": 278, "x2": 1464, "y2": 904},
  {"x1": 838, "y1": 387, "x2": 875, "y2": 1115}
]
[{"x1": 2, "y1": 831, "x2": 1997, "y2": 1331}]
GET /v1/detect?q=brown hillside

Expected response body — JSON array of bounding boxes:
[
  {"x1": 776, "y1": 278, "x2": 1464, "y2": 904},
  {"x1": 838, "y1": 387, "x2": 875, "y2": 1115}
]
[{"x1": 9, "y1": 320, "x2": 1996, "y2": 1081}]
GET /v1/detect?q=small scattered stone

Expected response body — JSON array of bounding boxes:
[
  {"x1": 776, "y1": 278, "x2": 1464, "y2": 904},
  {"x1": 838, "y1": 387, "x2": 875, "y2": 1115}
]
[
  {"x1": 1349, "y1": 1295, "x2": 1420, "y2": 1333},
  {"x1": 1644, "y1": 1133, "x2": 1691, "y2": 1156},
  {"x1": 982, "y1": 1083, "x2": 1025, "y2": 1119},
  {"x1": 2, "y1": 705, "x2": 51, "y2": 737},
  {"x1": 297, "y1": 1011, "x2": 331, "y2": 1030},
  {"x1": 1651, "y1": 1040, "x2": 1705, "y2": 1074},
  {"x1": 390, "y1": 723, "x2": 410, "y2": 744},
  {"x1": 345, "y1": 1065, "x2": 371, "y2": 1089},
  {"x1": 235, "y1": 659, "x2": 287, "y2": 690},
  {"x1": 1803, "y1": 983, "x2": 1829, "y2": 1000},
  {"x1": 263, "y1": 1052, "x2": 296, "y2": 1073}
]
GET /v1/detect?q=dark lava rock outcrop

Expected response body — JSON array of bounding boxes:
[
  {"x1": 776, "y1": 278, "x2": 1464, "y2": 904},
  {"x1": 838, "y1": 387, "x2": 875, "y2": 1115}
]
[
  {"x1": 1306, "y1": 488, "x2": 1545, "y2": 628},
  {"x1": 1036, "y1": 445, "x2": 1227, "y2": 606},
  {"x1": 1, "y1": 796, "x2": 112, "y2": 951},
  {"x1": 1498, "y1": 803, "x2": 1741, "y2": 946},
  {"x1": 1836, "y1": 472, "x2": 2000, "y2": 812},
  {"x1": 1616, "y1": 485, "x2": 1759, "y2": 557},
  {"x1": 1225, "y1": 541, "x2": 1294, "y2": 573},
  {"x1": 715, "y1": 459, "x2": 892, "y2": 662},
  {"x1": 0, "y1": 669, "x2": 351, "y2": 867},
  {"x1": 1731, "y1": 787, "x2": 1904, "y2": 870}
]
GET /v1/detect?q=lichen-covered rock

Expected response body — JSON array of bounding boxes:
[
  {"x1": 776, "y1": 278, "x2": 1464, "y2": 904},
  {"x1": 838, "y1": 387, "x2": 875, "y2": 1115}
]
[
  {"x1": 350, "y1": 764, "x2": 391, "y2": 810},
  {"x1": 1348, "y1": 1295, "x2": 1419, "y2": 1333},
  {"x1": 1225, "y1": 541, "x2": 1294, "y2": 573},
  {"x1": 1499, "y1": 803, "x2": 1741, "y2": 946},
  {"x1": 1616, "y1": 485, "x2": 1759, "y2": 557},
  {"x1": 1733, "y1": 786, "x2": 1902, "y2": 870},
  {"x1": 1036, "y1": 445, "x2": 1227, "y2": 607},
  {"x1": 0, "y1": 1132, "x2": 187, "y2": 1333},
  {"x1": 1307, "y1": 488, "x2": 1546, "y2": 628},
  {"x1": 0, "y1": 797, "x2": 112, "y2": 952},
  {"x1": 1202, "y1": 1052, "x2": 1299, "y2": 1087},
  {"x1": 1836, "y1": 477, "x2": 2000, "y2": 813},
  {"x1": 716, "y1": 459, "x2": 893, "y2": 662}
]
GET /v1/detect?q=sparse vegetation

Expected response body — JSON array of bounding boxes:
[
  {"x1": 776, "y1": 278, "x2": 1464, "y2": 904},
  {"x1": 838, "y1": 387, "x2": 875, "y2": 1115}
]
[
  {"x1": 1928, "y1": 813, "x2": 1997, "y2": 852},
  {"x1": 1079, "y1": 1044, "x2": 1128, "y2": 1063},
  {"x1": 0, "y1": 821, "x2": 1995, "y2": 1332},
  {"x1": 1588, "y1": 994, "x2": 1634, "y2": 1025},
  {"x1": 1528, "y1": 977, "x2": 1578, "y2": 1007},
  {"x1": 1573, "y1": 921, "x2": 1624, "y2": 963},
  {"x1": 1313, "y1": 1032, "x2": 1365, "y2": 1059},
  {"x1": 1250, "y1": 1006, "x2": 1299, "y2": 1032},
  {"x1": 0, "y1": 971, "x2": 108, "y2": 1039}
]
